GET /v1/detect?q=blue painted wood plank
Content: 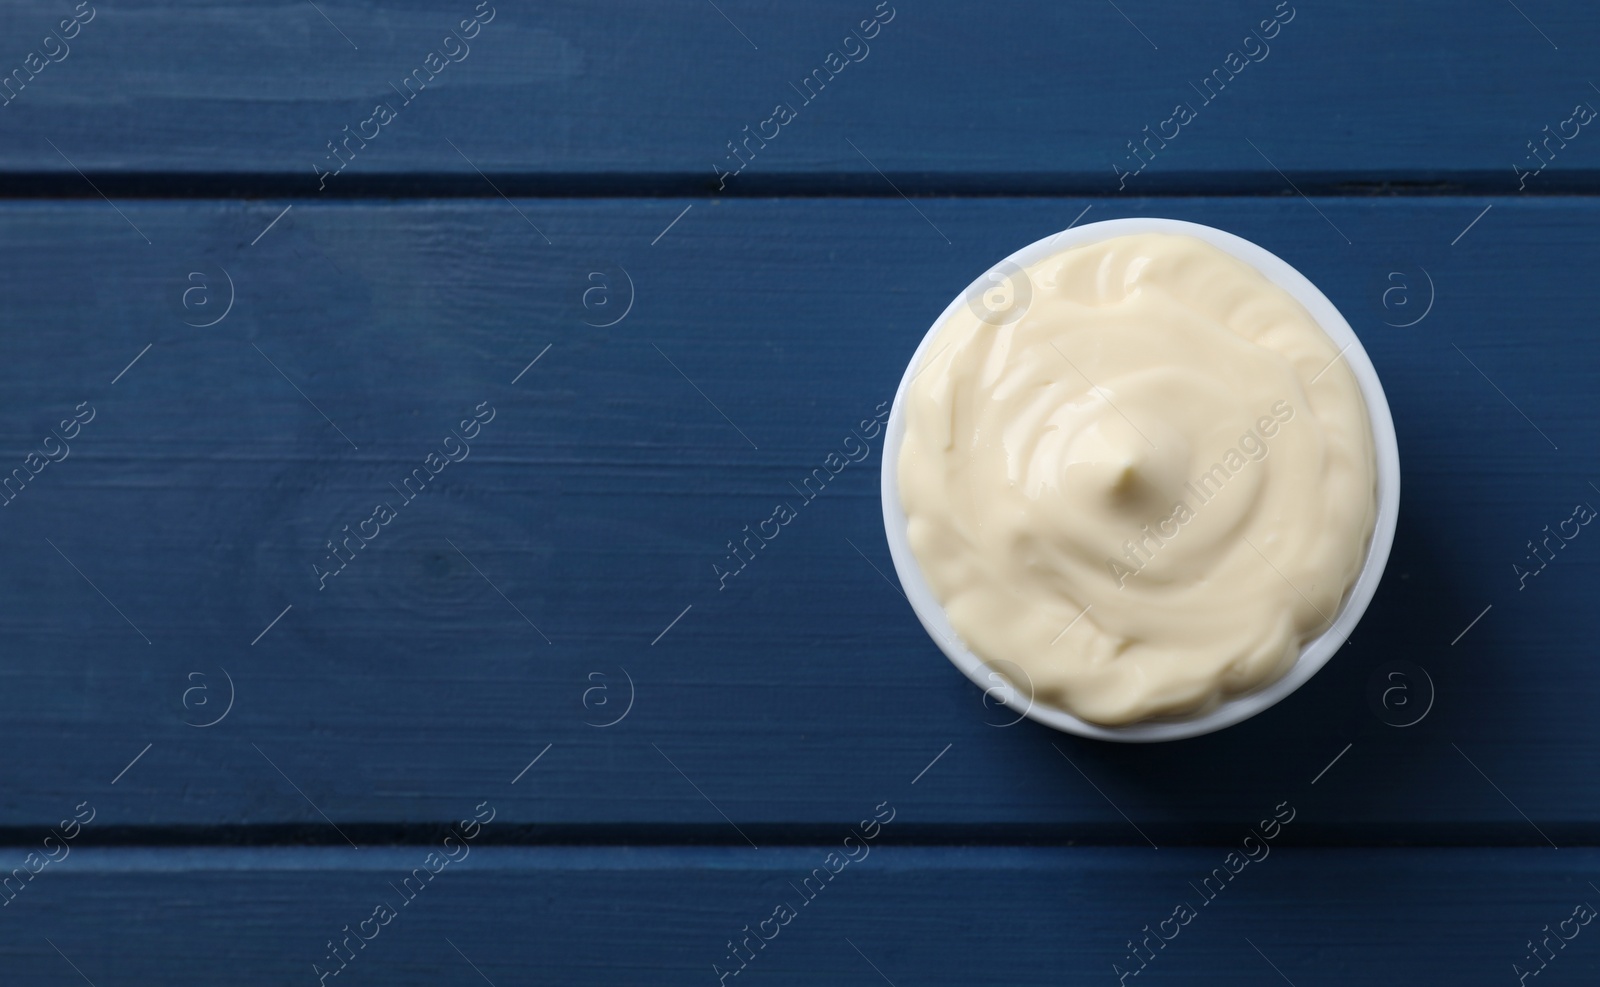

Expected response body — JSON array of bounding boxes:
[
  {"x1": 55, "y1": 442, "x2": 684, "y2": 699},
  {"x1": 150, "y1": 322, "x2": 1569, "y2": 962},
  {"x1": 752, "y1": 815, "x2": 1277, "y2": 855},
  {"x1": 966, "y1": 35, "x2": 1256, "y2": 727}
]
[
  {"x1": 0, "y1": 194, "x2": 1594, "y2": 840},
  {"x1": 0, "y1": 1, "x2": 1597, "y2": 190},
  {"x1": 0, "y1": 845, "x2": 1594, "y2": 984}
]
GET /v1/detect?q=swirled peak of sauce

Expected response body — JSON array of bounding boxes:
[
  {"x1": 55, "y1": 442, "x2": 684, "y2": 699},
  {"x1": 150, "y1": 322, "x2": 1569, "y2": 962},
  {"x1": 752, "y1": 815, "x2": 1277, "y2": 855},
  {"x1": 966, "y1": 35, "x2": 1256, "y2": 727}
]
[{"x1": 898, "y1": 233, "x2": 1377, "y2": 725}]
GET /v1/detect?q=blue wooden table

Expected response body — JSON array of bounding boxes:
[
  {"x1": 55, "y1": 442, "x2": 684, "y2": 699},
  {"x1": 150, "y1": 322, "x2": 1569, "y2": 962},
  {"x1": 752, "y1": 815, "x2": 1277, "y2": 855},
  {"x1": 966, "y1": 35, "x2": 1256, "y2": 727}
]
[{"x1": 2, "y1": 0, "x2": 1598, "y2": 982}]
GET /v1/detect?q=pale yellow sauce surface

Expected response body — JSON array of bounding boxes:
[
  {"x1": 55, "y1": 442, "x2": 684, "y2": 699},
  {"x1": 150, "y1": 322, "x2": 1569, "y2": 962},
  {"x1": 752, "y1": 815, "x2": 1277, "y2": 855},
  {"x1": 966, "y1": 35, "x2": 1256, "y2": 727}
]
[{"x1": 898, "y1": 233, "x2": 1377, "y2": 725}]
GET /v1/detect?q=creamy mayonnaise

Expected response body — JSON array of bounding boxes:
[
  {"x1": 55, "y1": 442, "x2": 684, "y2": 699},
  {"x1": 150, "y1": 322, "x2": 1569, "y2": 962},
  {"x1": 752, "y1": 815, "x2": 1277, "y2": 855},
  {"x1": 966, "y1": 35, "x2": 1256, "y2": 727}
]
[{"x1": 898, "y1": 233, "x2": 1377, "y2": 725}]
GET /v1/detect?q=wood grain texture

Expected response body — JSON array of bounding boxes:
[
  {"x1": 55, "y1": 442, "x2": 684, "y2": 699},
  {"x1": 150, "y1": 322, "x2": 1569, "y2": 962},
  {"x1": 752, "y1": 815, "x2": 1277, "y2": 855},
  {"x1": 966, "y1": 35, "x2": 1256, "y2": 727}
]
[
  {"x1": 0, "y1": 845, "x2": 1593, "y2": 984},
  {"x1": 0, "y1": 195, "x2": 1592, "y2": 839},
  {"x1": 0, "y1": 1, "x2": 1598, "y2": 191},
  {"x1": 3, "y1": 1, "x2": 1591, "y2": 981}
]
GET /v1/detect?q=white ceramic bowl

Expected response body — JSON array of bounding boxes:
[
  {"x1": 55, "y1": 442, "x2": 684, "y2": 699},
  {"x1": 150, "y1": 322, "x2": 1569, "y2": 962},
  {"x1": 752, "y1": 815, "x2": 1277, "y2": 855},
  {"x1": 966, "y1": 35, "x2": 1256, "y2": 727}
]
[{"x1": 880, "y1": 217, "x2": 1401, "y2": 742}]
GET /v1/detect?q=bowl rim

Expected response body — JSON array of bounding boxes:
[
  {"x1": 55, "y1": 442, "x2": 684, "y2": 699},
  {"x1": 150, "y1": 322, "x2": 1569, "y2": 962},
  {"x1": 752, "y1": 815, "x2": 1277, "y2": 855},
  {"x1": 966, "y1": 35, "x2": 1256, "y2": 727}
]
[{"x1": 879, "y1": 217, "x2": 1402, "y2": 742}]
